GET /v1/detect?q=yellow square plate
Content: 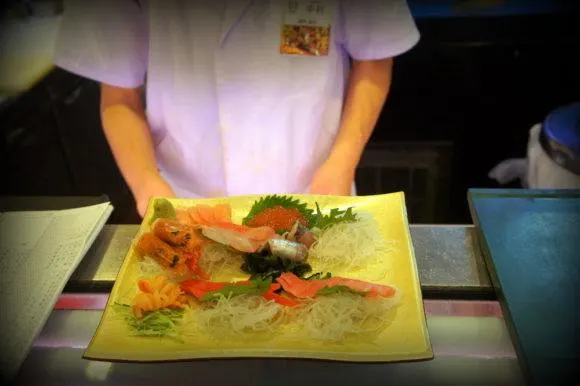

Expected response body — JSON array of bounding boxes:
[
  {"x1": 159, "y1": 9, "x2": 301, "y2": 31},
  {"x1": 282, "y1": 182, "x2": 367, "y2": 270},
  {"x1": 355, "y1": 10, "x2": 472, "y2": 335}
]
[{"x1": 84, "y1": 192, "x2": 432, "y2": 363}]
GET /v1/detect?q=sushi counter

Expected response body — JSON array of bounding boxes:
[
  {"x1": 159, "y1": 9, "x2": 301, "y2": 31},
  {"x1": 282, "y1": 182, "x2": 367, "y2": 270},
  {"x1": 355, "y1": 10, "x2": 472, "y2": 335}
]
[
  {"x1": 12, "y1": 224, "x2": 525, "y2": 386},
  {"x1": 6, "y1": 189, "x2": 579, "y2": 386}
]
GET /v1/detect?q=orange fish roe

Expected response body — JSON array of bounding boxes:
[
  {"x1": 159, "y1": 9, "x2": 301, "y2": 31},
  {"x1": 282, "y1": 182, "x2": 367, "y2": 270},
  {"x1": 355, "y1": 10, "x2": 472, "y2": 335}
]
[{"x1": 246, "y1": 205, "x2": 308, "y2": 232}]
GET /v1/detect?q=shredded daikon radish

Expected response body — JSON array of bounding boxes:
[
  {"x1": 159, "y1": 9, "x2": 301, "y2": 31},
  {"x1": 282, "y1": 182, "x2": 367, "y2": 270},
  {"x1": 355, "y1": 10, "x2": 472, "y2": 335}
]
[
  {"x1": 194, "y1": 294, "x2": 283, "y2": 338},
  {"x1": 308, "y1": 212, "x2": 395, "y2": 274},
  {"x1": 199, "y1": 242, "x2": 244, "y2": 279},
  {"x1": 136, "y1": 256, "x2": 184, "y2": 280},
  {"x1": 136, "y1": 256, "x2": 195, "y2": 281},
  {"x1": 137, "y1": 256, "x2": 165, "y2": 278},
  {"x1": 289, "y1": 291, "x2": 402, "y2": 342}
]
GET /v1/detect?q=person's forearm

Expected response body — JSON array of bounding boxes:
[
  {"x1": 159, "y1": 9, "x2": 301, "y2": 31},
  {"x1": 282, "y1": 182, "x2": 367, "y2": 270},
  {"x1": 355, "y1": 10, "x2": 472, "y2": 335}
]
[
  {"x1": 328, "y1": 58, "x2": 393, "y2": 169},
  {"x1": 100, "y1": 84, "x2": 160, "y2": 199}
]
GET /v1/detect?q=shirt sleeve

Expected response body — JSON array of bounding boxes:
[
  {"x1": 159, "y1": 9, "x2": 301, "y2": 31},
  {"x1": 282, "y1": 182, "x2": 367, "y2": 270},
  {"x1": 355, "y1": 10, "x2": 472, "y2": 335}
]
[
  {"x1": 53, "y1": 0, "x2": 148, "y2": 88},
  {"x1": 338, "y1": 0, "x2": 420, "y2": 61}
]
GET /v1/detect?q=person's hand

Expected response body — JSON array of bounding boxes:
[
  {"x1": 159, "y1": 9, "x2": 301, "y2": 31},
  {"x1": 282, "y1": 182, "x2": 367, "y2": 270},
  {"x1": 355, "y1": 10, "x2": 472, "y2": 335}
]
[
  {"x1": 309, "y1": 158, "x2": 356, "y2": 196},
  {"x1": 134, "y1": 173, "x2": 176, "y2": 218}
]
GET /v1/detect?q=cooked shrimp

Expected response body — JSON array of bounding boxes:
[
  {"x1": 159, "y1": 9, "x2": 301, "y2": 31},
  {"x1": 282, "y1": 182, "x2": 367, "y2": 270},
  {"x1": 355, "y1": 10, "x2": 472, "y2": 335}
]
[
  {"x1": 152, "y1": 218, "x2": 204, "y2": 251},
  {"x1": 135, "y1": 232, "x2": 190, "y2": 275}
]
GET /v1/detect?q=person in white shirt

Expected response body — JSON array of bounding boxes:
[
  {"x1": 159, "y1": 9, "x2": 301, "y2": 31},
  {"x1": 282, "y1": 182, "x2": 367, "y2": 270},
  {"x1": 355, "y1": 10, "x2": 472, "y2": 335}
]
[{"x1": 54, "y1": 0, "x2": 420, "y2": 217}]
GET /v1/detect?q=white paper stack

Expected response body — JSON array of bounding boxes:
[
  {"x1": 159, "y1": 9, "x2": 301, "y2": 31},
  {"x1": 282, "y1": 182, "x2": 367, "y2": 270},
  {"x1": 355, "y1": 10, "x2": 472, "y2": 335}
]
[{"x1": 0, "y1": 202, "x2": 113, "y2": 382}]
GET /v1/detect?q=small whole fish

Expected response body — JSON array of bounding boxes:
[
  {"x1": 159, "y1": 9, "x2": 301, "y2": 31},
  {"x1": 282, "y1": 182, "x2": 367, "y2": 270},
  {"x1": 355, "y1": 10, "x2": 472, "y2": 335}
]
[
  {"x1": 267, "y1": 238, "x2": 308, "y2": 262},
  {"x1": 285, "y1": 221, "x2": 316, "y2": 248}
]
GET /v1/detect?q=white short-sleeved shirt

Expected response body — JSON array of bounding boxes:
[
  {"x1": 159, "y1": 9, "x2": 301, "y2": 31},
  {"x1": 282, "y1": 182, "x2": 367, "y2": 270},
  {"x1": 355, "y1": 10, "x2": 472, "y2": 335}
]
[{"x1": 54, "y1": 0, "x2": 420, "y2": 198}]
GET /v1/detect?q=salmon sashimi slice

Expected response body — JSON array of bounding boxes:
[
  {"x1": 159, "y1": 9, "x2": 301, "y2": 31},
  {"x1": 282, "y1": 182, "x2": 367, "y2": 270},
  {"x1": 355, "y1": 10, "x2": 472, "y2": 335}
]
[
  {"x1": 188, "y1": 204, "x2": 233, "y2": 226},
  {"x1": 276, "y1": 272, "x2": 397, "y2": 299},
  {"x1": 190, "y1": 204, "x2": 216, "y2": 225},
  {"x1": 175, "y1": 204, "x2": 232, "y2": 226},
  {"x1": 212, "y1": 204, "x2": 233, "y2": 223}
]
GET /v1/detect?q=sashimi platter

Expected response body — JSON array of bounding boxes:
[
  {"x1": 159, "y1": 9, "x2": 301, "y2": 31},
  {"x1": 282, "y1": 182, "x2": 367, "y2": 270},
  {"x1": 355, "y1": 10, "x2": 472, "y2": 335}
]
[{"x1": 84, "y1": 193, "x2": 432, "y2": 362}]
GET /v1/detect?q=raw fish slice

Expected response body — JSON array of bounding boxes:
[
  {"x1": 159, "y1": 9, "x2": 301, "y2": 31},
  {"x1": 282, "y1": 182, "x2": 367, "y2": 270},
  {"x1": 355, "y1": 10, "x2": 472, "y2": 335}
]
[
  {"x1": 277, "y1": 272, "x2": 397, "y2": 298},
  {"x1": 326, "y1": 277, "x2": 396, "y2": 298},
  {"x1": 245, "y1": 226, "x2": 278, "y2": 241},
  {"x1": 212, "y1": 204, "x2": 232, "y2": 223},
  {"x1": 190, "y1": 204, "x2": 215, "y2": 225},
  {"x1": 178, "y1": 203, "x2": 277, "y2": 252},
  {"x1": 276, "y1": 272, "x2": 326, "y2": 298},
  {"x1": 188, "y1": 204, "x2": 233, "y2": 226},
  {"x1": 175, "y1": 209, "x2": 195, "y2": 226},
  {"x1": 201, "y1": 226, "x2": 273, "y2": 253}
]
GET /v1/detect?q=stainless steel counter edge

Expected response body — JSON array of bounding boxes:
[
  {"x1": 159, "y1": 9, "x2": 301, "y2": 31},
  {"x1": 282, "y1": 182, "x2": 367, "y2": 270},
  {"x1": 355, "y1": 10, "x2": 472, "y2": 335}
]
[
  {"x1": 15, "y1": 299, "x2": 525, "y2": 386},
  {"x1": 70, "y1": 224, "x2": 491, "y2": 290}
]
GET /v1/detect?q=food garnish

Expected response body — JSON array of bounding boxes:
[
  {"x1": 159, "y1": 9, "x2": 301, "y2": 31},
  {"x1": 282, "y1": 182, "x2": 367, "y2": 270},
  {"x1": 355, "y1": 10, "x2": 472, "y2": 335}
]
[
  {"x1": 113, "y1": 303, "x2": 185, "y2": 341},
  {"x1": 148, "y1": 198, "x2": 176, "y2": 225},
  {"x1": 311, "y1": 203, "x2": 358, "y2": 230}
]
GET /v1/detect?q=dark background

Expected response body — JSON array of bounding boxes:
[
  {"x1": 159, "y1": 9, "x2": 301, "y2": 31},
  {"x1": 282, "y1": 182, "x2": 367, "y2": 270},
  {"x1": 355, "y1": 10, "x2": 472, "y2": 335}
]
[{"x1": 1, "y1": 0, "x2": 579, "y2": 224}]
